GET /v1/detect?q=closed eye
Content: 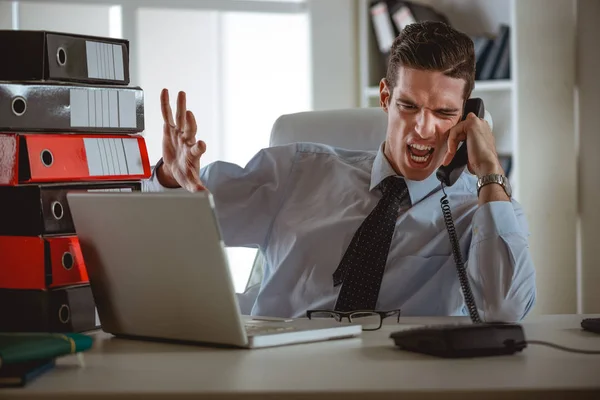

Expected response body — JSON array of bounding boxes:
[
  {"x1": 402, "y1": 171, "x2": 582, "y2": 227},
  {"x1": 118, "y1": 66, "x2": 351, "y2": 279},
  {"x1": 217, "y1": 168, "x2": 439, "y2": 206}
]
[
  {"x1": 397, "y1": 103, "x2": 417, "y2": 111},
  {"x1": 435, "y1": 109, "x2": 460, "y2": 117}
]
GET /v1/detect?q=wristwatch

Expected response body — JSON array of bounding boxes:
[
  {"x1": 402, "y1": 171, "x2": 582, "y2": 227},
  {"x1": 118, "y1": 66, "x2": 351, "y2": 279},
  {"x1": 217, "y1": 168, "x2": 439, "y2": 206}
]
[{"x1": 477, "y1": 173, "x2": 512, "y2": 197}]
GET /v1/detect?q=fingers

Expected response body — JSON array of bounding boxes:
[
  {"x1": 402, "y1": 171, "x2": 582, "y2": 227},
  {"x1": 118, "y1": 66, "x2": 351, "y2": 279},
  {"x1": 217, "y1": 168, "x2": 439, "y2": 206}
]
[
  {"x1": 184, "y1": 163, "x2": 207, "y2": 193},
  {"x1": 442, "y1": 123, "x2": 467, "y2": 166},
  {"x1": 182, "y1": 110, "x2": 197, "y2": 144},
  {"x1": 185, "y1": 140, "x2": 206, "y2": 192},
  {"x1": 190, "y1": 140, "x2": 206, "y2": 158},
  {"x1": 175, "y1": 91, "x2": 187, "y2": 133},
  {"x1": 160, "y1": 88, "x2": 175, "y2": 127}
]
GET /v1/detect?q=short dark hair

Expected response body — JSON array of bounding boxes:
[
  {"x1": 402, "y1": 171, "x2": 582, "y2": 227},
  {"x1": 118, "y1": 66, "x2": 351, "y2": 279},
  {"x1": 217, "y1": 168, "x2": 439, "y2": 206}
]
[{"x1": 385, "y1": 21, "x2": 475, "y2": 101}]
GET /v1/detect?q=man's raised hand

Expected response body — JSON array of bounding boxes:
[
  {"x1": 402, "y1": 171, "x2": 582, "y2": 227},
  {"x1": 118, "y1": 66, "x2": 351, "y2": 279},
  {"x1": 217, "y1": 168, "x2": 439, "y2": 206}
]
[{"x1": 157, "y1": 89, "x2": 207, "y2": 192}]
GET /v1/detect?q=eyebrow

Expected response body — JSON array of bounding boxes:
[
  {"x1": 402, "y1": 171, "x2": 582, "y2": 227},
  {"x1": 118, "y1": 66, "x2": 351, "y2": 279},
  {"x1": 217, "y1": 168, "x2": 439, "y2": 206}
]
[{"x1": 396, "y1": 96, "x2": 460, "y2": 114}]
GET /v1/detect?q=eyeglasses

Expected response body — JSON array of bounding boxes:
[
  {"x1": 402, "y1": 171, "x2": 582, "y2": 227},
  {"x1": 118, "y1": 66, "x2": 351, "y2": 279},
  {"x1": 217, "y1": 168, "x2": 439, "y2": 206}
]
[{"x1": 306, "y1": 309, "x2": 401, "y2": 331}]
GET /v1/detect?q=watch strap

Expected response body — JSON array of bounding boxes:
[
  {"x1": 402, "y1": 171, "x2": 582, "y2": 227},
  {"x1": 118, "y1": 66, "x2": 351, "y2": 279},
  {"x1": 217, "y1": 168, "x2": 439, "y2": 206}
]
[{"x1": 477, "y1": 173, "x2": 510, "y2": 197}]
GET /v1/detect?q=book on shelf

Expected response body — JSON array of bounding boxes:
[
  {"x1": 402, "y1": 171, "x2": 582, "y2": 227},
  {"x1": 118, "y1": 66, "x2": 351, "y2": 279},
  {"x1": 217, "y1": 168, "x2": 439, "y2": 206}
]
[
  {"x1": 369, "y1": 1, "x2": 450, "y2": 76},
  {"x1": 474, "y1": 24, "x2": 511, "y2": 82}
]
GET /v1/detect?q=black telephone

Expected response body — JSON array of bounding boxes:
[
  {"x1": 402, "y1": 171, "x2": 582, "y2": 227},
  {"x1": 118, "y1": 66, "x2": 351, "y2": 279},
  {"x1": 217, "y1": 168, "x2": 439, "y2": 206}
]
[
  {"x1": 436, "y1": 97, "x2": 485, "y2": 187},
  {"x1": 436, "y1": 97, "x2": 485, "y2": 325},
  {"x1": 390, "y1": 98, "x2": 527, "y2": 358}
]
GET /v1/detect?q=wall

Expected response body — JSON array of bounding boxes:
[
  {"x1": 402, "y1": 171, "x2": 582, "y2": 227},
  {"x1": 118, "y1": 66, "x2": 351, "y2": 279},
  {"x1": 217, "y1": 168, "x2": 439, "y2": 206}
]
[
  {"x1": 513, "y1": 0, "x2": 577, "y2": 315},
  {"x1": 577, "y1": 0, "x2": 600, "y2": 313},
  {"x1": 0, "y1": 1, "x2": 13, "y2": 28},
  {"x1": 17, "y1": 1, "x2": 112, "y2": 35},
  {"x1": 308, "y1": 0, "x2": 359, "y2": 110}
]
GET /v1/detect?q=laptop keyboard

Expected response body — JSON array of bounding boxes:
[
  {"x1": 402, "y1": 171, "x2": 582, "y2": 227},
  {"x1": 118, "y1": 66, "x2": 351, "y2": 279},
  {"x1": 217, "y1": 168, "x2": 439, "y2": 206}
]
[{"x1": 244, "y1": 323, "x2": 297, "y2": 336}]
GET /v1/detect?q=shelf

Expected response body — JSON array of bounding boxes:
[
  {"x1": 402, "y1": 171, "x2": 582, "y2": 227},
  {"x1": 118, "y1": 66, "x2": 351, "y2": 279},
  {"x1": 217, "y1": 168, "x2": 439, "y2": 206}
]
[
  {"x1": 364, "y1": 86, "x2": 380, "y2": 98},
  {"x1": 473, "y1": 79, "x2": 513, "y2": 92}
]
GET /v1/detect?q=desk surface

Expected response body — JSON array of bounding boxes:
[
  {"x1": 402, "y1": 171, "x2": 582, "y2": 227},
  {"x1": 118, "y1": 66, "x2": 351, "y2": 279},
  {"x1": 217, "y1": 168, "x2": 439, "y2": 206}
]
[{"x1": 2, "y1": 314, "x2": 600, "y2": 400}]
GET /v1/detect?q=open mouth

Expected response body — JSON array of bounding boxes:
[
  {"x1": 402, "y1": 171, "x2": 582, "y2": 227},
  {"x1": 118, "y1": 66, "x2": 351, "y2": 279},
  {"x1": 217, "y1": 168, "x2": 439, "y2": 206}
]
[{"x1": 407, "y1": 143, "x2": 435, "y2": 164}]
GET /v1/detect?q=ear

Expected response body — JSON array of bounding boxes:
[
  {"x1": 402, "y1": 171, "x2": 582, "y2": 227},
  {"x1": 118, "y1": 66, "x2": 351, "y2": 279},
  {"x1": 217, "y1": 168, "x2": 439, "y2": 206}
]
[{"x1": 379, "y1": 78, "x2": 391, "y2": 112}]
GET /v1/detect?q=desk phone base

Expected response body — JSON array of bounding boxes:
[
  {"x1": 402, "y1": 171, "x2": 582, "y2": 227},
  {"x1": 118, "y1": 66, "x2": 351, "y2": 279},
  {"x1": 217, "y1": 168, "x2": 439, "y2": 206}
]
[
  {"x1": 390, "y1": 323, "x2": 526, "y2": 358},
  {"x1": 581, "y1": 318, "x2": 600, "y2": 334}
]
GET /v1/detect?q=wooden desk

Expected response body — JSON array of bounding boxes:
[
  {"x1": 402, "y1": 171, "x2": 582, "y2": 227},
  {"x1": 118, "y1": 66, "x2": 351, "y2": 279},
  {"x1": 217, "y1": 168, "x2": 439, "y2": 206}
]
[{"x1": 2, "y1": 314, "x2": 600, "y2": 399}]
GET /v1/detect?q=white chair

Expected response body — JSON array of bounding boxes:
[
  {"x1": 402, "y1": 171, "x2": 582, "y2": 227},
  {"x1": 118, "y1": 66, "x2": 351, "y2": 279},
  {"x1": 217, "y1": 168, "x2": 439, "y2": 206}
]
[{"x1": 242, "y1": 107, "x2": 390, "y2": 295}]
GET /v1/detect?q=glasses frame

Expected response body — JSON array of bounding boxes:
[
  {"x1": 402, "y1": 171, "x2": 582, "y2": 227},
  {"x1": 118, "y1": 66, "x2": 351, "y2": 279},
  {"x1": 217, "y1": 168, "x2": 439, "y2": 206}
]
[{"x1": 305, "y1": 309, "x2": 401, "y2": 331}]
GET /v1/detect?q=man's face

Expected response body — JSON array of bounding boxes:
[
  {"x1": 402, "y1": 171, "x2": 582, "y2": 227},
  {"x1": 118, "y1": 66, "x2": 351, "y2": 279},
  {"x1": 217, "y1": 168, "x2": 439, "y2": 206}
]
[{"x1": 380, "y1": 67, "x2": 465, "y2": 181}]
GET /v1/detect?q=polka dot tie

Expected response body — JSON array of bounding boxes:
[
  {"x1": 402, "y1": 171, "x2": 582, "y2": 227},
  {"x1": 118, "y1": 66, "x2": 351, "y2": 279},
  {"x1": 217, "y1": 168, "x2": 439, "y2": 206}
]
[{"x1": 332, "y1": 176, "x2": 409, "y2": 312}]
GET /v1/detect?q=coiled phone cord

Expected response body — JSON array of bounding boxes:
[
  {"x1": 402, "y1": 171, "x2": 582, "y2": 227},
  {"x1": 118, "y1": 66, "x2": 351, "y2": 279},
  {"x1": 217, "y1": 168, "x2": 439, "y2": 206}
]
[{"x1": 440, "y1": 184, "x2": 482, "y2": 324}]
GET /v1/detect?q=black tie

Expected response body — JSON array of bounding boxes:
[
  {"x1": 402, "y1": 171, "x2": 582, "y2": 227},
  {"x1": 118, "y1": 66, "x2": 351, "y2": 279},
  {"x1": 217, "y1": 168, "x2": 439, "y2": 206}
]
[{"x1": 333, "y1": 176, "x2": 409, "y2": 311}]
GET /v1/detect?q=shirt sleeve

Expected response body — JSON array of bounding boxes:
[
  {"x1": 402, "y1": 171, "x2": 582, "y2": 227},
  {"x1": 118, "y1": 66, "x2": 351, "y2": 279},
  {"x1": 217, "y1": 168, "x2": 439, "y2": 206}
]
[
  {"x1": 466, "y1": 200, "x2": 537, "y2": 322},
  {"x1": 142, "y1": 158, "x2": 187, "y2": 193},
  {"x1": 143, "y1": 144, "x2": 298, "y2": 250}
]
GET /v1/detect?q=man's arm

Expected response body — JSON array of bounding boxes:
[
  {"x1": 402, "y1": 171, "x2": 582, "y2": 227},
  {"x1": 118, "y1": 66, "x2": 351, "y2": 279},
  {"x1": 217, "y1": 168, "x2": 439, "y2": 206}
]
[
  {"x1": 443, "y1": 113, "x2": 536, "y2": 322},
  {"x1": 466, "y1": 195, "x2": 536, "y2": 322},
  {"x1": 144, "y1": 144, "x2": 298, "y2": 249}
]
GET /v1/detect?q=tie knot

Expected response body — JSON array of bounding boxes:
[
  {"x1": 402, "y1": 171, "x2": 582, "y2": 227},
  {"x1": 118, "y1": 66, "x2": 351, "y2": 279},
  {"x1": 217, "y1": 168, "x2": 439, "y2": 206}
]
[{"x1": 380, "y1": 176, "x2": 406, "y2": 198}]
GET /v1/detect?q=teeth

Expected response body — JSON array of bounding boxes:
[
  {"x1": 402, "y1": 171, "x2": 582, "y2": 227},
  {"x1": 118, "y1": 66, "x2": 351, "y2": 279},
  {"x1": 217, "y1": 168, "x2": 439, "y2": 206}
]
[
  {"x1": 410, "y1": 153, "x2": 430, "y2": 163},
  {"x1": 410, "y1": 144, "x2": 433, "y2": 151}
]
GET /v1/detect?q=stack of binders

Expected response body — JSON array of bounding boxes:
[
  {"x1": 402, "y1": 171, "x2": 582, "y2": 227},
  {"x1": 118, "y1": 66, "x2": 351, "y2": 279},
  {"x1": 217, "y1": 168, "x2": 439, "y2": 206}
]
[{"x1": 0, "y1": 30, "x2": 150, "y2": 333}]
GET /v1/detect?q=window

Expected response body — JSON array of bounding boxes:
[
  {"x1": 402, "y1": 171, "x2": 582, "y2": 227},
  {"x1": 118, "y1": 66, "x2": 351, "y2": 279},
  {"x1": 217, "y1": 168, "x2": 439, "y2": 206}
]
[
  {"x1": 138, "y1": 8, "x2": 310, "y2": 291},
  {"x1": 17, "y1": 1, "x2": 114, "y2": 35},
  {"x1": 12, "y1": 0, "x2": 311, "y2": 293}
]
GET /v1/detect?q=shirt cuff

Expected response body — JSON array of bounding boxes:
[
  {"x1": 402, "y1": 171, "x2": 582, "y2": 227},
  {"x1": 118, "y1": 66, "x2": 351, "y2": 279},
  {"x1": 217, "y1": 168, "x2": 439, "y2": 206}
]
[
  {"x1": 471, "y1": 201, "x2": 525, "y2": 244},
  {"x1": 142, "y1": 158, "x2": 172, "y2": 192}
]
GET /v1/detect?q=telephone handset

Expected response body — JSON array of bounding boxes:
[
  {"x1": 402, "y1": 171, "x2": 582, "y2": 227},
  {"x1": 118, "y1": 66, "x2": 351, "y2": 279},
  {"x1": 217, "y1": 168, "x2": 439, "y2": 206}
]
[
  {"x1": 435, "y1": 97, "x2": 486, "y2": 325},
  {"x1": 436, "y1": 97, "x2": 485, "y2": 187}
]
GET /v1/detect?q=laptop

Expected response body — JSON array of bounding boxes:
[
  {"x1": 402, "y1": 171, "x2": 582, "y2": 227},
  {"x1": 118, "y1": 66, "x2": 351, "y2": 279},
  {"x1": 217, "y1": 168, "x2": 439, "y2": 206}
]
[{"x1": 66, "y1": 190, "x2": 361, "y2": 349}]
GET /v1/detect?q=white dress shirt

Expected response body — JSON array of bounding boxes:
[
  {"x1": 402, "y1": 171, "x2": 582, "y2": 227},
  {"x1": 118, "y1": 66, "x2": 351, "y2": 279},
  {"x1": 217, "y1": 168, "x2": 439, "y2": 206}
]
[{"x1": 144, "y1": 142, "x2": 536, "y2": 322}]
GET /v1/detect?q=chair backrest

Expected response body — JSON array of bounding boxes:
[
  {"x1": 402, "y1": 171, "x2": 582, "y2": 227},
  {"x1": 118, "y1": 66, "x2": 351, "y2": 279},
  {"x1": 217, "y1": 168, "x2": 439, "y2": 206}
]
[
  {"x1": 269, "y1": 107, "x2": 388, "y2": 150},
  {"x1": 269, "y1": 107, "x2": 494, "y2": 149}
]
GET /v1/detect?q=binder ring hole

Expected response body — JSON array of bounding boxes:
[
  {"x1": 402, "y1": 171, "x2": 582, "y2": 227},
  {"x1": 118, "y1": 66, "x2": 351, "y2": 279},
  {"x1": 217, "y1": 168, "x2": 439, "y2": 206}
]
[
  {"x1": 56, "y1": 47, "x2": 67, "y2": 66},
  {"x1": 62, "y1": 252, "x2": 74, "y2": 270},
  {"x1": 41, "y1": 149, "x2": 54, "y2": 167},
  {"x1": 11, "y1": 97, "x2": 26, "y2": 116},
  {"x1": 51, "y1": 201, "x2": 64, "y2": 220},
  {"x1": 58, "y1": 304, "x2": 71, "y2": 324}
]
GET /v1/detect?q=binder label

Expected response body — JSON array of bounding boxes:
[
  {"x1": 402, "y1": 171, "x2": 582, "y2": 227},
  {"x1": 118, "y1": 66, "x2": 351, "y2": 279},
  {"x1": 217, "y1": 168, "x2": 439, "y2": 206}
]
[
  {"x1": 83, "y1": 137, "x2": 143, "y2": 176},
  {"x1": 371, "y1": 2, "x2": 395, "y2": 53},
  {"x1": 70, "y1": 88, "x2": 137, "y2": 128},
  {"x1": 0, "y1": 135, "x2": 17, "y2": 185},
  {"x1": 392, "y1": 6, "x2": 416, "y2": 30},
  {"x1": 86, "y1": 41, "x2": 125, "y2": 81},
  {"x1": 87, "y1": 187, "x2": 134, "y2": 192}
]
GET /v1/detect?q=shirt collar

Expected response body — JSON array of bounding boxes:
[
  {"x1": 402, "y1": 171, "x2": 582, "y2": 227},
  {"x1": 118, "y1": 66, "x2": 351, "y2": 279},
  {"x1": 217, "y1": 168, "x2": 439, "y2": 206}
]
[{"x1": 370, "y1": 142, "x2": 441, "y2": 205}]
